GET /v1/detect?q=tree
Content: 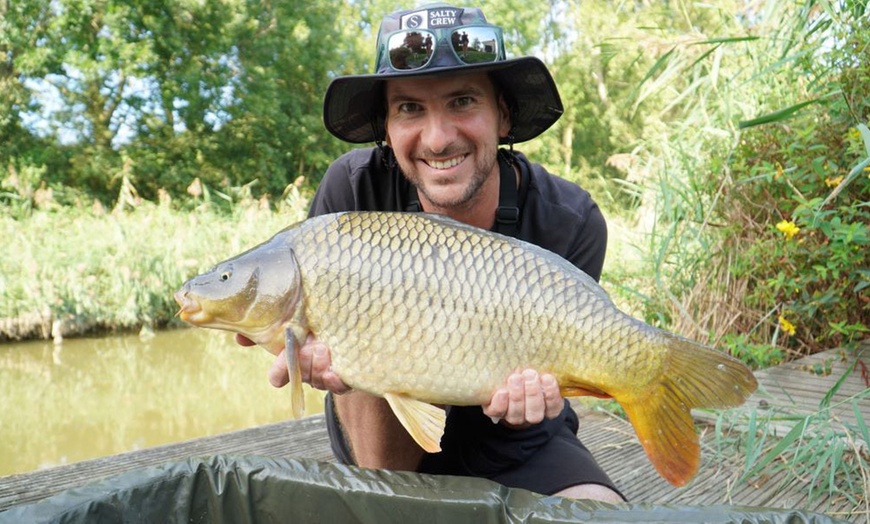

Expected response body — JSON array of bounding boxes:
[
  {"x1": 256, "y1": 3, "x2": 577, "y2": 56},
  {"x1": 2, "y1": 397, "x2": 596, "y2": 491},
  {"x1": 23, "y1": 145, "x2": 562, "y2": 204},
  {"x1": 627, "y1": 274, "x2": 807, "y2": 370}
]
[
  {"x1": 0, "y1": 0, "x2": 69, "y2": 207},
  {"x1": 3, "y1": 0, "x2": 368, "y2": 204}
]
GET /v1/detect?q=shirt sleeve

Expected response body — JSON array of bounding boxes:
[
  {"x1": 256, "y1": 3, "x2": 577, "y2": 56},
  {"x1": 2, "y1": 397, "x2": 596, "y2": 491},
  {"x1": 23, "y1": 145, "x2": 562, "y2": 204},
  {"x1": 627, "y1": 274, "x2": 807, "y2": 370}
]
[
  {"x1": 517, "y1": 156, "x2": 609, "y2": 283},
  {"x1": 565, "y1": 203, "x2": 607, "y2": 282},
  {"x1": 308, "y1": 154, "x2": 359, "y2": 218}
]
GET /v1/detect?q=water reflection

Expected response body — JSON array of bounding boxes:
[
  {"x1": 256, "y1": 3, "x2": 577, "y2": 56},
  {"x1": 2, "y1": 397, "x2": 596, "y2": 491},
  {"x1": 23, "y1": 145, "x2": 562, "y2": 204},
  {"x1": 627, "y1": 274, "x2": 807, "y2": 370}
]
[{"x1": 0, "y1": 329, "x2": 324, "y2": 477}]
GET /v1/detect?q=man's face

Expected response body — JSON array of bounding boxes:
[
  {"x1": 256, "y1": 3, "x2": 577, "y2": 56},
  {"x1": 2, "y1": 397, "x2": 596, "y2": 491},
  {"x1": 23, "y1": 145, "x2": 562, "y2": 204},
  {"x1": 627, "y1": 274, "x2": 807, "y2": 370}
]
[{"x1": 384, "y1": 72, "x2": 511, "y2": 212}]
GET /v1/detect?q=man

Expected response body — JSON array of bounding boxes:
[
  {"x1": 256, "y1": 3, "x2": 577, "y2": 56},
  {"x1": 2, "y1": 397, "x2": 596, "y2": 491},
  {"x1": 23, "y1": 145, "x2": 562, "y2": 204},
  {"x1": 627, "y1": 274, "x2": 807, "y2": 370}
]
[{"x1": 243, "y1": 4, "x2": 624, "y2": 503}]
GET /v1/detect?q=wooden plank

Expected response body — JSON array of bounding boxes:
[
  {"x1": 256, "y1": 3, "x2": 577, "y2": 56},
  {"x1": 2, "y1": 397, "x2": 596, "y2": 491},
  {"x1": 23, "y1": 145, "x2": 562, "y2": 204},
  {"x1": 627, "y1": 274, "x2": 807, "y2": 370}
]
[{"x1": 696, "y1": 344, "x2": 869, "y2": 439}]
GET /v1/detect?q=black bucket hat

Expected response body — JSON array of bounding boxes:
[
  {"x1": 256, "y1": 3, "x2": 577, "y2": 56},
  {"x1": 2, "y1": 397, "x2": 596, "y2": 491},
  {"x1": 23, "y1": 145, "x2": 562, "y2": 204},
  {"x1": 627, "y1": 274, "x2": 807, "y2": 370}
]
[{"x1": 322, "y1": 4, "x2": 563, "y2": 144}]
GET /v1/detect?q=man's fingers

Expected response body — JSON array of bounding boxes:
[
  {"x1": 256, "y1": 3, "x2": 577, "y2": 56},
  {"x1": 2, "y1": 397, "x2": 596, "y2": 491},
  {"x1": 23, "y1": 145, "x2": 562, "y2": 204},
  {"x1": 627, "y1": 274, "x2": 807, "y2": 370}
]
[
  {"x1": 309, "y1": 345, "x2": 331, "y2": 390},
  {"x1": 483, "y1": 388, "x2": 508, "y2": 420},
  {"x1": 487, "y1": 370, "x2": 562, "y2": 428},
  {"x1": 505, "y1": 373, "x2": 526, "y2": 425},
  {"x1": 522, "y1": 369, "x2": 545, "y2": 425},
  {"x1": 541, "y1": 373, "x2": 563, "y2": 419},
  {"x1": 321, "y1": 370, "x2": 352, "y2": 395},
  {"x1": 295, "y1": 338, "x2": 352, "y2": 394}
]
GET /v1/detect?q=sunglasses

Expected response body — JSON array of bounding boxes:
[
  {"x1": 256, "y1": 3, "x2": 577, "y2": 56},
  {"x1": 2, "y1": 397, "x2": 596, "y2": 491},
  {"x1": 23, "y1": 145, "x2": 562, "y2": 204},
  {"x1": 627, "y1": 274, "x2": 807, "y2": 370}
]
[{"x1": 384, "y1": 25, "x2": 504, "y2": 71}]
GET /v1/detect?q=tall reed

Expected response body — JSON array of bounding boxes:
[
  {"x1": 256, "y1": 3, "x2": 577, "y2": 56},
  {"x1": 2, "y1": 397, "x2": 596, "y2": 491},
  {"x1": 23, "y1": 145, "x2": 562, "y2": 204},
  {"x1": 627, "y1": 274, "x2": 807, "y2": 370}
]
[{"x1": 618, "y1": 0, "x2": 869, "y2": 516}]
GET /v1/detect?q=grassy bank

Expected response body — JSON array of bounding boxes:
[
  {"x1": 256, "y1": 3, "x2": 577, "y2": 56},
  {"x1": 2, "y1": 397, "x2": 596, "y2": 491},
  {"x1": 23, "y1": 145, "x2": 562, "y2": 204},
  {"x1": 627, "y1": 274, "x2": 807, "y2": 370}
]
[{"x1": 1, "y1": 183, "x2": 311, "y2": 342}]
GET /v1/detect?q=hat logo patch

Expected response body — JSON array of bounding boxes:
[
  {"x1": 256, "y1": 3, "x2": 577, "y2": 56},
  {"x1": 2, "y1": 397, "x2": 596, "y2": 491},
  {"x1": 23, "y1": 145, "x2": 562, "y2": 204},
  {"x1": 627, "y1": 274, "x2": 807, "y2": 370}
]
[
  {"x1": 428, "y1": 8, "x2": 462, "y2": 27},
  {"x1": 400, "y1": 8, "x2": 464, "y2": 29}
]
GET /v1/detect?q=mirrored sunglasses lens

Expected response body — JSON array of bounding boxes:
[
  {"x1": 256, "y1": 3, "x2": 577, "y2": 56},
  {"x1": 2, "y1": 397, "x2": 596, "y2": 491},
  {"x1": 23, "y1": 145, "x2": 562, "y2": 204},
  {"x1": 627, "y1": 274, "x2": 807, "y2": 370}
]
[
  {"x1": 451, "y1": 27, "x2": 499, "y2": 64},
  {"x1": 388, "y1": 31, "x2": 435, "y2": 70}
]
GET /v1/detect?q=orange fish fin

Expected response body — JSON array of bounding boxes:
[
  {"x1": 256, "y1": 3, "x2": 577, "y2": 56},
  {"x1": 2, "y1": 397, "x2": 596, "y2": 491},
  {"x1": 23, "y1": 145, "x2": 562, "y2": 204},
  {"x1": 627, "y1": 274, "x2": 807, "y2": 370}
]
[
  {"x1": 560, "y1": 384, "x2": 612, "y2": 399},
  {"x1": 619, "y1": 333, "x2": 759, "y2": 486},
  {"x1": 283, "y1": 327, "x2": 305, "y2": 419},
  {"x1": 383, "y1": 392, "x2": 446, "y2": 453},
  {"x1": 620, "y1": 391, "x2": 700, "y2": 487}
]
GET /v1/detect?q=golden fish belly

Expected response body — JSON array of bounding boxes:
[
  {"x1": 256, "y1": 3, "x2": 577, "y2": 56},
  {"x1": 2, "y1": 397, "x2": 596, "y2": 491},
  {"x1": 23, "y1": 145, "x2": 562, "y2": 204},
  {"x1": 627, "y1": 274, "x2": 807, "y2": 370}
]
[{"x1": 286, "y1": 212, "x2": 663, "y2": 404}]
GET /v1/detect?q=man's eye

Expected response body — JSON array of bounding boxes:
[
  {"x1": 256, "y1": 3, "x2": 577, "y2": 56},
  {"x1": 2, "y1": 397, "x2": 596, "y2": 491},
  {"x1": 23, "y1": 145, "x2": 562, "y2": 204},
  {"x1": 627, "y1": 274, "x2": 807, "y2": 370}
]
[
  {"x1": 398, "y1": 102, "x2": 420, "y2": 113},
  {"x1": 454, "y1": 96, "x2": 474, "y2": 107}
]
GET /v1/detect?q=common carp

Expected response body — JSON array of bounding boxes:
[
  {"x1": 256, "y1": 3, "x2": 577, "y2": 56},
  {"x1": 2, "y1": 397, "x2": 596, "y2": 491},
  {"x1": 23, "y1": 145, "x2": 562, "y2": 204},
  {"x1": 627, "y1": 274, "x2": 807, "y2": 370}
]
[{"x1": 175, "y1": 211, "x2": 757, "y2": 487}]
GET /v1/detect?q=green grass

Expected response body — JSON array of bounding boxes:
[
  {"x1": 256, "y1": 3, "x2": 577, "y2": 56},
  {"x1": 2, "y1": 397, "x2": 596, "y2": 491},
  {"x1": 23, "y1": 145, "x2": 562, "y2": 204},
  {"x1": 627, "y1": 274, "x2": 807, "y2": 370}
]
[
  {"x1": 712, "y1": 377, "x2": 870, "y2": 518},
  {"x1": 0, "y1": 182, "x2": 311, "y2": 341}
]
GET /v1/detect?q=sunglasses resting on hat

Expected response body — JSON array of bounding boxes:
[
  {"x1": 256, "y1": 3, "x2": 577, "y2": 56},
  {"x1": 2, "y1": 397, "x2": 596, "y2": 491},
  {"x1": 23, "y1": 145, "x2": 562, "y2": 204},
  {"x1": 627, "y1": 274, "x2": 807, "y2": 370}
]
[{"x1": 384, "y1": 25, "x2": 504, "y2": 71}]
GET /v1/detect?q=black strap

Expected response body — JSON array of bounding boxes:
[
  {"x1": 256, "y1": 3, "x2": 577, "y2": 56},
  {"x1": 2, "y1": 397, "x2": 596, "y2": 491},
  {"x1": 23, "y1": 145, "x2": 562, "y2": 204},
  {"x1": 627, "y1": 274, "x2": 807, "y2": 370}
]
[
  {"x1": 494, "y1": 151, "x2": 519, "y2": 237},
  {"x1": 403, "y1": 150, "x2": 520, "y2": 237},
  {"x1": 404, "y1": 183, "x2": 422, "y2": 212}
]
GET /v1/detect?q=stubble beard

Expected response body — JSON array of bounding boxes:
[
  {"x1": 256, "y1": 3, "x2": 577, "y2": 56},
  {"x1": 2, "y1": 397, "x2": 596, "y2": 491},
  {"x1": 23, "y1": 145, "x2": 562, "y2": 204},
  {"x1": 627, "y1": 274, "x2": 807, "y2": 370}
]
[{"x1": 398, "y1": 149, "x2": 497, "y2": 211}]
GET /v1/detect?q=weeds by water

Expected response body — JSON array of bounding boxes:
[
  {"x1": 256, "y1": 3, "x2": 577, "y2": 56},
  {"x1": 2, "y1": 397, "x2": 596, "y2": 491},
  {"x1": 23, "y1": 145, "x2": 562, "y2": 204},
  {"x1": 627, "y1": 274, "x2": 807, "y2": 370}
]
[
  {"x1": 619, "y1": 5, "x2": 870, "y2": 513},
  {"x1": 0, "y1": 178, "x2": 311, "y2": 341}
]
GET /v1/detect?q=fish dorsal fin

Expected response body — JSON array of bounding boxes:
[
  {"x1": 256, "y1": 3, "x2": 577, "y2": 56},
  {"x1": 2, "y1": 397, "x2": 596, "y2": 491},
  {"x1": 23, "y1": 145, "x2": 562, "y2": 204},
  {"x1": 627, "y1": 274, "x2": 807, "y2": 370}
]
[
  {"x1": 283, "y1": 327, "x2": 305, "y2": 419},
  {"x1": 383, "y1": 392, "x2": 446, "y2": 453}
]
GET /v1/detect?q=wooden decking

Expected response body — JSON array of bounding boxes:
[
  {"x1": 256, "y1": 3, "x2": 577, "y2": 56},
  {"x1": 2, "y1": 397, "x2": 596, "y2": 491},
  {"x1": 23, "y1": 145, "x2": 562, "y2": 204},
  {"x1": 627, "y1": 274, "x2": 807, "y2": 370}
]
[{"x1": 1, "y1": 342, "x2": 868, "y2": 522}]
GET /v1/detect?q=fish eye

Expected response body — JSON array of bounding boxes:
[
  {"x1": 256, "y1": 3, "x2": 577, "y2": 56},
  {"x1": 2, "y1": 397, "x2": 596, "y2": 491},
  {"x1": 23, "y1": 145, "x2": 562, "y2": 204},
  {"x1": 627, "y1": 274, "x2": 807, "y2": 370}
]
[{"x1": 220, "y1": 270, "x2": 232, "y2": 281}]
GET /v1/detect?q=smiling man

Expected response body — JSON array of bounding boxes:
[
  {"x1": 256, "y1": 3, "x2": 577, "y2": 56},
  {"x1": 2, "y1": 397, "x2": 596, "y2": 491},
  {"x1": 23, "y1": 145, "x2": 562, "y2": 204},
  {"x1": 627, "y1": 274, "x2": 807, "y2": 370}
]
[
  {"x1": 383, "y1": 73, "x2": 509, "y2": 228},
  {"x1": 248, "y1": 4, "x2": 624, "y2": 503}
]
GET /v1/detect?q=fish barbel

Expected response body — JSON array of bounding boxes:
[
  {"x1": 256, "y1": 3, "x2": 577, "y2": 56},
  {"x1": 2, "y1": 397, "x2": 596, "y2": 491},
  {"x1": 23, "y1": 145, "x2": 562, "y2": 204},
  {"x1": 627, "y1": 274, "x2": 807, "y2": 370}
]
[{"x1": 175, "y1": 211, "x2": 757, "y2": 486}]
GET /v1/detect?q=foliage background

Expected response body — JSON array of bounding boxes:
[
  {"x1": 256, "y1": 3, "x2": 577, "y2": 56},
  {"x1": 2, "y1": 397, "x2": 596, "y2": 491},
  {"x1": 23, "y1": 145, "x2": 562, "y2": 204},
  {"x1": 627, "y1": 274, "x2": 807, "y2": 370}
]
[{"x1": 1, "y1": 0, "x2": 868, "y2": 362}]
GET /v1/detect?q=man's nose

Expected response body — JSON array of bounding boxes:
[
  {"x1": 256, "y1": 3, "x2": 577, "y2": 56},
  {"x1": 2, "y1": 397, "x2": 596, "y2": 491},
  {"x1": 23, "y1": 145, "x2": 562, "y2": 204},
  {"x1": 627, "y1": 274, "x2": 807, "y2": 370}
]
[{"x1": 420, "y1": 112, "x2": 457, "y2": 153}]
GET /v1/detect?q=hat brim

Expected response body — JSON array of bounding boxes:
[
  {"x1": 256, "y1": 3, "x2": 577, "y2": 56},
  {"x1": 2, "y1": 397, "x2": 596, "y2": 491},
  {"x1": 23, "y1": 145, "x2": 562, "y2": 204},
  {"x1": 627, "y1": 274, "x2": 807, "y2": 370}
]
[{"x1": 322, "y1": 56, "x2": 563, "y2": 144}]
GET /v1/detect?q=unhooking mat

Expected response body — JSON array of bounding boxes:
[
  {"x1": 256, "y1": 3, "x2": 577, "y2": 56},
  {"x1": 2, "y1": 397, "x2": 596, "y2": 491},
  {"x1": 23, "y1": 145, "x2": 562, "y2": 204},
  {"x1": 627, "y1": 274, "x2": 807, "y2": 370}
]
[{"x1": 0, "y1": 456, "x2": 849, "y2": 523}]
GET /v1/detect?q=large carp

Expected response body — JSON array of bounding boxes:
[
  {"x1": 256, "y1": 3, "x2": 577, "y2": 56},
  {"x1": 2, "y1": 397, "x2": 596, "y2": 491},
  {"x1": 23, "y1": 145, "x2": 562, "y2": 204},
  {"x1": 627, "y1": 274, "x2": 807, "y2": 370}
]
[{"x1": 175, "y1": 211, "x2": 757, "y2": 487}]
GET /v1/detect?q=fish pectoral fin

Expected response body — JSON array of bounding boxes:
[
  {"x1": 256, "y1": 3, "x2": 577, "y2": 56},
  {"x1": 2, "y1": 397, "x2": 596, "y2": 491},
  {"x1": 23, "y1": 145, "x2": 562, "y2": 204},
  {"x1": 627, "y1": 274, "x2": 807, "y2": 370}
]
[
  {"x1": 383, "y1": 392, "x2": 446, "y2": 453},
  {"x1": 284, "y1": 327, "x2": 305, "y2": 419}
]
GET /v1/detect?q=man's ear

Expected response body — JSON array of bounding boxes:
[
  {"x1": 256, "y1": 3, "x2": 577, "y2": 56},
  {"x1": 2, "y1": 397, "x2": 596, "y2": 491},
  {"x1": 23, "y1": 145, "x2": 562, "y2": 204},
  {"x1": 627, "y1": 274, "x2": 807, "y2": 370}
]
[{"x1": 497, "y1": 93, "x2": 512, "y2": 138}]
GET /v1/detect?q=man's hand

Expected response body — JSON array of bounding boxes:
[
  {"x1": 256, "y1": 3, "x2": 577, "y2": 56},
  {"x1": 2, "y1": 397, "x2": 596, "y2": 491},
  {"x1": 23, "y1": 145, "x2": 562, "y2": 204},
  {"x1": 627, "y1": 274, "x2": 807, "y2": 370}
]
[
  {"x1": 482, "y1": 369, "x2": 564, "y2": 428},
  {"x1": 235, "y1": 334, "x2": 351, "y2": 393}
]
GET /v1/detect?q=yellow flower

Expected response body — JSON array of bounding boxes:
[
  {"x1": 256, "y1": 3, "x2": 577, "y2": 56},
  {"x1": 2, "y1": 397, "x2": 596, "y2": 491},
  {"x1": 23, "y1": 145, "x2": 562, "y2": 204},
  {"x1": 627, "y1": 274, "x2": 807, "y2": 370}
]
[
  {"x1": 774, "y1": 162, "x2": 784, "y2": 180},
  {"x1": 825, "y1": 175, "x2": 844, "y2": 187},
  {"x1": 776, "y1": 220, "x2": 800, "y2": 240},
  {"x1": 778, "y1": 315, "x2": 796, "y2": 336}
]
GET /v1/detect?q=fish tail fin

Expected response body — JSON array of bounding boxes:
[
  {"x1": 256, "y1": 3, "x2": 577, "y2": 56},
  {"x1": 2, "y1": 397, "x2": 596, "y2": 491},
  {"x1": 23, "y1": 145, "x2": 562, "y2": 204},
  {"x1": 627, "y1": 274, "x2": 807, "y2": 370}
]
[{"x1": 619, "y1": 333, "x2": 757, "y2": 486}]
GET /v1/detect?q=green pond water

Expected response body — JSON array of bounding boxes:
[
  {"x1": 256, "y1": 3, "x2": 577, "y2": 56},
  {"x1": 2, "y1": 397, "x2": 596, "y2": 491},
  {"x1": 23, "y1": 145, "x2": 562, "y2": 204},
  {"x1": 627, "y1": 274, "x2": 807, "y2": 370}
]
[{"x1": 0, "y1": 328, "x2": 324, "y2": 477}]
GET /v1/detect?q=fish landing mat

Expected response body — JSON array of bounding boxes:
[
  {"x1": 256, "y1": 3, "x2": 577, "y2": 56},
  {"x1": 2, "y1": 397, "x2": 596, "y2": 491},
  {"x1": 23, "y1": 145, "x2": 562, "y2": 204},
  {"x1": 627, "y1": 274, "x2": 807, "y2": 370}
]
[{"x1": 0, "y1": 456, "x2": 848, "y2": 523}]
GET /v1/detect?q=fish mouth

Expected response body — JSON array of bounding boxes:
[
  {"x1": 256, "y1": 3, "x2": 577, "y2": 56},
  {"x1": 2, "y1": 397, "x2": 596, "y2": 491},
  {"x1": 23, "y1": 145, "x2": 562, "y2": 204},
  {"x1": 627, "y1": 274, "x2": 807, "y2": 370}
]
[{"x1": 174, "y1": 290, "x2": 206, "y2": 323}]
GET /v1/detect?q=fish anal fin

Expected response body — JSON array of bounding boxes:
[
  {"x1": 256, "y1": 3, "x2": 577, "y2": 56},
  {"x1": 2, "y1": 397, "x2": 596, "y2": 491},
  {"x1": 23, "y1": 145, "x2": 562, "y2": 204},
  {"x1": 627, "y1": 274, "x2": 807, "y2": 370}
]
[
  {"x1": 620, "y1": 391, "x2": 699, "y2": 487},
  {"x1": 383, "y1": 392, "x2": 446, "y2": 453},
  {"x1": 560, "y1": 384, "x2": 612, "y2": 399},
  {"x1": 284, "y1": 327, "x2": 305, "y2": 419},
  {"x1": 617, "y1": 332, "x2": 759, "y2": 487}
]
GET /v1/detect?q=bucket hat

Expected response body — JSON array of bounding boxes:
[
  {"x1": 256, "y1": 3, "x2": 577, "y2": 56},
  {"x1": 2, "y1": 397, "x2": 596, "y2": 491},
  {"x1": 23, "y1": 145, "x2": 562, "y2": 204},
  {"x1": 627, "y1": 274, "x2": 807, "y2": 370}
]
[{"x1": 322, "y1": 4, "x2": 563, "y2": 144}]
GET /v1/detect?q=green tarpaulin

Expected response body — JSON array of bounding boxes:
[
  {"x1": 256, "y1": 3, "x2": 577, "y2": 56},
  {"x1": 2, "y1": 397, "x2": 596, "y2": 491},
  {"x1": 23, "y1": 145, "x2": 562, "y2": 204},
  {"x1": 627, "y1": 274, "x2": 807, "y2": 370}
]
[{"x1": 0, "y1": 456, "x2": 848, "y2": 523}]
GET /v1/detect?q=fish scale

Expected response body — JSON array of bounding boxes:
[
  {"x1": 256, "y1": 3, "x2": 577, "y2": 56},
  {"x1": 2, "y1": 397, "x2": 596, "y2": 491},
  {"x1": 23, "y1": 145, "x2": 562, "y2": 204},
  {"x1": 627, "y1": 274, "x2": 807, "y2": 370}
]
[
  {"x1": 299, "y1": 215, "x2": 534, "y2": 399},
  {"x1": 176, "y1": 210, "x2": 758, "y2": 487}
]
